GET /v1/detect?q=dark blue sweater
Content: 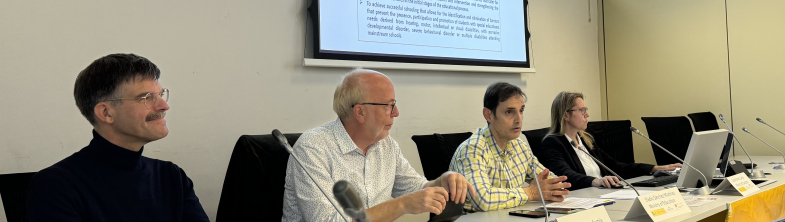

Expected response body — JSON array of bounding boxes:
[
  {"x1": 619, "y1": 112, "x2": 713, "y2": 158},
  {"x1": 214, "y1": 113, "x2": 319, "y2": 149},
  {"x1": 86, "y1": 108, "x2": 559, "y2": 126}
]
[{"x1": 26, "y1": 131, "x2": 209, "y2": 222}]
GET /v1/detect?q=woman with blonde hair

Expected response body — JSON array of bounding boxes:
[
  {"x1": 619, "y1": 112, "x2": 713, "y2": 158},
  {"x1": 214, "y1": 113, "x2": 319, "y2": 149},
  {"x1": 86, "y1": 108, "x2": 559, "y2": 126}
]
[{"x1": 539, "y1": 92, "x2": 681, "y2": 190}]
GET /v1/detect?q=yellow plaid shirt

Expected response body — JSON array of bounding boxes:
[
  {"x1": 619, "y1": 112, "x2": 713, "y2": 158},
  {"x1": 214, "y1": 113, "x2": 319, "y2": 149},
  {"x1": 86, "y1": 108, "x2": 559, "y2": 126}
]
[{"x1": 449, "y1": 126, "x2": 556, "y2": 211}]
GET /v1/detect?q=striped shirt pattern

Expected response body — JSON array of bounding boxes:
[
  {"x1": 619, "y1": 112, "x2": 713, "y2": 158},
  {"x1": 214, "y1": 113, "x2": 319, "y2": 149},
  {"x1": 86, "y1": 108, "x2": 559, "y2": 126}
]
[{"x1": 449, "y1": 126, "x2": 556, "y2": 211}]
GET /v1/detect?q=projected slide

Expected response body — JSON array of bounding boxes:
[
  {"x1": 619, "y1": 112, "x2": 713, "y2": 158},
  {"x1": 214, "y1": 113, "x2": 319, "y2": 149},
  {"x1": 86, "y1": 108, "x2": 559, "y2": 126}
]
[
  {"x1": 360, "y1": 0, "x2": 502, "y2": 52},
  {"x1": 318, "y1": 0, "x2": 527, "y2": 64}
]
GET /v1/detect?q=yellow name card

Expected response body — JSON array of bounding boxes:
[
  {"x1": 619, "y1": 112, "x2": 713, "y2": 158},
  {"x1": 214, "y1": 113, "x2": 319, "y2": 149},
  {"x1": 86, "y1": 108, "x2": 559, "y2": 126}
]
[
  {"x1": 712, "y1": 172, "x2": 760, "y2": 196},
  {"x1": 624, "y1": 187, "x2": 691, "y2": 222}
]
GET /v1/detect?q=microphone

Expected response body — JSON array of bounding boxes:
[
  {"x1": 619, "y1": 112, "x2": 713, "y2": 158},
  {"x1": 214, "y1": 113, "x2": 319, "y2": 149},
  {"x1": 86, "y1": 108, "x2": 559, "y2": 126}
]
[
  {"x1": 527, "y1": 158, "x2": 550, "y2": 222},
  {"x1": 272, "y1": 129, "x2": 349, "y2": 222},
  {"x1": 570, "y1": 141, "x2": 640, "y2": 196},
  {"x1": 742, "y1": 127, "x2": 785, "y2": 169},
  {"x1": 333, "y1": 180, "x2": 371, "y2": 222},
  {"x1": 630, "y1": 127, "x2": 712, "y2": 196},
  {"x1": 757, "y1": 118, "x2": 785, "y2": 137},
  {"x1": 718, "y1": 114, "x2": 765, "y2": 178}
]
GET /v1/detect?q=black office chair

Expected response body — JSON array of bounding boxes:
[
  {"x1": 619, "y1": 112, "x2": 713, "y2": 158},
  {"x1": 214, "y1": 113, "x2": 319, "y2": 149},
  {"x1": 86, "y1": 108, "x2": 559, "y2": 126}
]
[
  {"x1": 411, "y1": 132, "x2": 473, "y2": 221},
  {"x1": 0, "y1": 172, "x2": 36, "y2": 222},
  {"x1": 641, "y1": 116, "x2": 694, "y2": 165},
  {"x1": 411, "y1": 132, "x2": 473, "y2": 181},
  {"x1": 216, "y1": 133, "x2": 301, "y2": 222},
  {"x1": 687, "y1": 112, "x2": 720, "y2": 132},
  {"x1": 585, "y1": 120, "x2": 636, "y2": 164},
  {"x1": 521, "y1": 127, "x2": 550, "y2": 161}
]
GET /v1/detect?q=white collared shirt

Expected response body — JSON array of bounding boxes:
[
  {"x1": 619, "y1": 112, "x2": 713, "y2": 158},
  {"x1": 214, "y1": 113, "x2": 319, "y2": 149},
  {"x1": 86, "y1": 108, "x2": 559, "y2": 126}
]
[
  {"x1": 564, "y1": 134, "x2": 602, "y2": 178},
  {"x1": 282, "y1": 118, "x2": 429, "y2": 222}
]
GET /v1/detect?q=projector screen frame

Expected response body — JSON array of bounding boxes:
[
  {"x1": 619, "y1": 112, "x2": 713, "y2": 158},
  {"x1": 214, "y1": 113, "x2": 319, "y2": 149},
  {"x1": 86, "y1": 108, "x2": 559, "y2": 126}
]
[{"x1": 307, "y1": 0, "x2": 532, "y2": 69}]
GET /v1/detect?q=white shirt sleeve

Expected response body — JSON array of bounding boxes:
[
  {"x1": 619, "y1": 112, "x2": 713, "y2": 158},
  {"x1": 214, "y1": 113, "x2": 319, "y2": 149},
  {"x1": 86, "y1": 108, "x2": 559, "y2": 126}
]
[{"x1": 391, "y1": 139, "x2": 429, "y2": 198}]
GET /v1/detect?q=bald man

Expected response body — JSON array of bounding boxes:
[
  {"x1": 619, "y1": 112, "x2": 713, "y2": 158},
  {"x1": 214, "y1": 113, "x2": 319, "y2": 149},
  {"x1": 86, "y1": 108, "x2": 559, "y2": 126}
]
[{"x1": 282, "y1": 68, "x2": 475, "y2": 222}]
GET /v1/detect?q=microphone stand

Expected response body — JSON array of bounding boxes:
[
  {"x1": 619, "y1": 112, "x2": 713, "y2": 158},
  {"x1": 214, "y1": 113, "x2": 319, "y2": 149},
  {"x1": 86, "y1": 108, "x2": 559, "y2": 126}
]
[
  {"x1": 756, "y1": 118, "x2": 785, "y2": 165},
  {"x1": 630, "y1": 127, "x2": 712, "y2": 196},
  {"x1": 757, "y1": 118, "x2": 785, "y2": 137},
  {"x1": 718, "y1": 114, "x2": 765, "y2": 178},
  {"x1": 333, "y1": 180, "x2": 371, "y2": 222},
  {"x1": 528, "y1": 160, "x2": 550, "y2": 222},
  {"x1": 742, "y1": 128, "x2": 785, "y2": 169}
]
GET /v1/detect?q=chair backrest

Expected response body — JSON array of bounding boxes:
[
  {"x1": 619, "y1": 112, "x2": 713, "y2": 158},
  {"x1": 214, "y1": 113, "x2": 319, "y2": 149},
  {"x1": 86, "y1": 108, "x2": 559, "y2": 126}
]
[
  {"x1": 411, "y1": 132, "x2": 473, "y2": 181},
  {"x1": 521, "y1": 127, "x2": 550, "y2": 161},
  {"x1": 216, "y1": 133, "x2": 301, "y2": 222},
  {"x1": 585, "y1": 120, "x2": 635, "y2": 163},
  {"x1": 640, "y1": 116, "x2": 694, "y2": 165},
  {"x1": 687, "y1": 112, "x2": 720, "y2": 132},
  {"x1": 0, "y1": 172, "x2": 36, "y2": 222}
]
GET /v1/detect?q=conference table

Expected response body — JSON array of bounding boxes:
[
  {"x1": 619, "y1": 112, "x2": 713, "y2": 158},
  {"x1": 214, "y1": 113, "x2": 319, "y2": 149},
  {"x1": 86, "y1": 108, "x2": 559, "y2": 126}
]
[{"x1": 456, "y1": 156, "x2": 785, "y2": 222}]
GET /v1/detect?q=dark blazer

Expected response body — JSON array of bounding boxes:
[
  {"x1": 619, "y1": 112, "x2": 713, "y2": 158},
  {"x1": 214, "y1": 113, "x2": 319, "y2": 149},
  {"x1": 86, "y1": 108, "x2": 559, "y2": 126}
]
[{"x1": 540, "y1": 134, "x2": 654, "y2": 190}]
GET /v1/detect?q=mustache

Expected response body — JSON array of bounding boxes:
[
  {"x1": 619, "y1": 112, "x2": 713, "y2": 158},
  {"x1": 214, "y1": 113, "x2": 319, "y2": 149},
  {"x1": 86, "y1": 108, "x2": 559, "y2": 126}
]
[{"x1": 146, "y1": 112, "x2": 166, "y2": 121}]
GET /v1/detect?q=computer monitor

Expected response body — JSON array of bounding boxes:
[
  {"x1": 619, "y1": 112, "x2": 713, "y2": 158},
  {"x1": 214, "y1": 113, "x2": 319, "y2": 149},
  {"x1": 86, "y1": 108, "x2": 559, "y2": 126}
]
[
  {"x1": 675, "y1": 129, "x2": 729, "y2": 188},
  {"x1": 718, "y1": 133, "x2": 736, "y2": 175}
]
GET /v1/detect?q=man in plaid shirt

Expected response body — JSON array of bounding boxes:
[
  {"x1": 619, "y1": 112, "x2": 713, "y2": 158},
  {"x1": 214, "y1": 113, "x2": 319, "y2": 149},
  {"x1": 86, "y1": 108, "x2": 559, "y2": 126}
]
[{"x1": 449, "y1": 82, "x2": 572, "y2": 211}]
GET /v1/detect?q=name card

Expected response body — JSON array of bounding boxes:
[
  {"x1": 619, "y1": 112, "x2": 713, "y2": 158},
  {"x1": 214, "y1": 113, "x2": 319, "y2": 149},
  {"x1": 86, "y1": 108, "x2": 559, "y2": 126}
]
[
  {"x1": 624, "y1": 187, "x2": 690, "y2": 221},
  {"x1": 556, "y1": 206, "x2": 612, "y2": 222},
  {"x1": 712, "y1": 173, "x2": 760, "y2": 196}
]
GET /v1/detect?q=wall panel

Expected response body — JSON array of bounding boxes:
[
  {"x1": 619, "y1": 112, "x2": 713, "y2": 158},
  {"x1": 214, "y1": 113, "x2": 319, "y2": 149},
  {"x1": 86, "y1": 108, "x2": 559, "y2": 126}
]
[
  {"x1": 603, "y1": 0, "x2": 731, "y2": 164},
  {"x1": 727, "y1": 0, "x2": 785, "y2": 156}
]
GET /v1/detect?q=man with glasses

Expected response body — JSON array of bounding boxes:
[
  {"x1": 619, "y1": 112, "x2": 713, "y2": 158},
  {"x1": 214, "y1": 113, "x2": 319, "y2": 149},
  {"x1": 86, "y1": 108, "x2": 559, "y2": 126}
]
[
  {"x1": 448, "y1": 82, "x2": 571, "y2": 212},
  {"x1": 26, "y1": 54, "x2": 209, "y2": 221},
  {"x1": 283, "y1": 68, "x2": 476, "y2": 222}
]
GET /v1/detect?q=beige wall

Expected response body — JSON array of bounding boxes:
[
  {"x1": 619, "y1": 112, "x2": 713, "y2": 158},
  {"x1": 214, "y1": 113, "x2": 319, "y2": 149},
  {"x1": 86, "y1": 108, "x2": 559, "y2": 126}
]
[
  {"x1": 601, "y1": 0, "x2": 785, "y2": 163},
  {"x1": 726, "y1": 0, "x2": 785, "y2": 156},
  {"x1": 602, "y1": 0, "x2": 732, "y2": 164},
  {"x1": 0, "y1": 0, "x2": 601, "y2": 221}
]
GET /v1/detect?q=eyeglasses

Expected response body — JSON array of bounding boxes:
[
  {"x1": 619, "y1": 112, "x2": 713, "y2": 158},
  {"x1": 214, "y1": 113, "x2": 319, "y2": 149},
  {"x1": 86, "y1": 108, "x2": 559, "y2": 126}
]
[
  {"x1": 567, "y1": 107, "x2": 589, "y2": 115},
  {"x1": 104, "y1": 88, "x2": 169, "y2": 109},
  {"x1": 352, "y1": 101, "x2": 397, "y2": 114}
]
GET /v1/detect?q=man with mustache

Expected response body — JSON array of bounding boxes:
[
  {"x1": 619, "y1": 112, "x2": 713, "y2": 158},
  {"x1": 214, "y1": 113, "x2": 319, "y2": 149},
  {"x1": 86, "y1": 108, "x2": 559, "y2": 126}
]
[
  {"x1": 26, "y1": 53, "x2": 209, "y2": 221},
  {"x1": 448, "y1": 82, "x2": 571, "y2": 211},
  {"x1": 282, "y1": 68, "x2": 476, "y2": 222}
]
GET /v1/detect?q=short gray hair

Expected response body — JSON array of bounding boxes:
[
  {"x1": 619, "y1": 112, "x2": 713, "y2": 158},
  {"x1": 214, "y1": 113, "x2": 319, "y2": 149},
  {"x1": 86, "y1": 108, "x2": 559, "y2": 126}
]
[{"x1": 333, "y1": 68, "x2": 381, "y2": 119}]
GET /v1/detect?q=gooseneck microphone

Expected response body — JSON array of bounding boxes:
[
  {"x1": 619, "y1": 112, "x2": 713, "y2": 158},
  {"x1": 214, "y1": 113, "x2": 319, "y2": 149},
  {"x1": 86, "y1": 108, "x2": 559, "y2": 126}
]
[
  {"x1": 527, "y1": 159, "x2": 549, "y2": 222},
  {"x1": 570, "y1": 141, "x2": 640, "y2": 196},
  {"x1": 272, "y1": 129, "x2": 349, "y2": 222},
  {"x1": 757, "y1": 118, "x2": 785, "y2": 137},
  {"x1": 333, "y1": 180, "x2": 371, "y2": 222},
  {"x1": 742, "y1": 127, "x2": 785, "y2": 168},
  {"x1": 718, "y1": 114, "x2": 765, "y2": 178},
  {"x1": 630, "y1": 127, "x2": 712, "y2": 195}
]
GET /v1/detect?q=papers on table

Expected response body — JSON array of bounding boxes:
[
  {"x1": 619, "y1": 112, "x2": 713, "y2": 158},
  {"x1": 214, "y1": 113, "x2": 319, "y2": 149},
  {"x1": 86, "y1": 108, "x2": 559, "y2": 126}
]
[
  {"x1": 599, "y1": 190, "x2": 658, "y2": 200},
  {"x1": 544, "y1": 197, "x2": 616, "y2": 209},
  {"x1": 756, "y1": 179, "x2": 777, "y2": 187},
  {"x1": 682, "y1": 196, "x2": 721, "y2": 207}
]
